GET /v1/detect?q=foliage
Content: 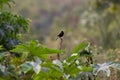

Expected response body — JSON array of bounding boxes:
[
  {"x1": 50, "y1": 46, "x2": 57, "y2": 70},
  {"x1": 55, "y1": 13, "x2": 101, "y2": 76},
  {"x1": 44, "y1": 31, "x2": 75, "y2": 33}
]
[
  {"x1": 11, "y1": 40, "x2": 63, "y2": 59},
  {"x1": 73, "y1": 41, "x2": 89, "y2": 53},
  {"x1": 0, "y1": 0, "x2": 15, "y2": 9},
  {"x1": 80, "y1": 0, "x2": 120, "y2": 49},
  {"x1": 0, "y1": 40, "x2": 65, "y2": 80},
  {"x1": 0, "y1": 11, "x2": 29, "y2": 50},
  {"x1": 0, "y1": 0, "x2": 120, "y2": 80},
  {"x1": 93, "y1": 62, "x2": 120, "y2": 77},
  {"x1": 0, "y1": 0, "x2": 29, "y2": 50},
  {"x1": 19, "y1": 57, "x2": 41, "y2": 74}
]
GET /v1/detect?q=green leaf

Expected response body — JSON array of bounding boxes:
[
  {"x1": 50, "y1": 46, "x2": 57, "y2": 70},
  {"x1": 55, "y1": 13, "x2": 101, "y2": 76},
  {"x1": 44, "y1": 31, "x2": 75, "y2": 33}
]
[
  {"x1": 81, "y1": 66, "x2": 93, "y2": 72},
  {"x1": 19, "y1": 60, "x2": 41, "y2": 74},
  {"x1": 0, "y1": 64, "x2": 5, "y2": 73},
  {"x1": 38, "y1": 62, "x2": 64, "y2": 80},
  {"x1": 0, "y1": 52, "x2": 6, "y2": 61},
  {"x1": 30, "y1": 61, "x2": 41, "y2": 74},
  {"x1": 66, "y1": 53, "x2": 79, "y2": 63},
  {"x1": 79, "y1": 50, "x2": 92, "y2": 57},
  {"x1": 19, "y1": 62, "x2": 33, "y2": 74},
  {"x1": 0, "y1": 0, "x2": 14, "y2": 9},
  {"x1": 64, "y1": 64, "x2": 80, "y2": 77},
  {"x1": 73, "y1": 42, "x2": 89, "y2": 53},
  {"x1": 52, "y1": 59, "x2": 63, "y2": 69},
  {"x1": 0, "y1": 45, "x2": 3, "y2": 50},
  {"x1": 11, "y1": 40, "x2": 63, "y2": 58},
  {"x1": 33, "y1": 70, "x2": 49, "y2": 80}
]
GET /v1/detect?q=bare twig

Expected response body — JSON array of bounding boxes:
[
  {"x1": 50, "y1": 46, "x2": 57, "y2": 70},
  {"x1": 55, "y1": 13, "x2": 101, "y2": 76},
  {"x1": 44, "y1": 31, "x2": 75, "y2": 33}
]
[{"x1": 57, "y1": 37, "x2": 63, "y2": 60}]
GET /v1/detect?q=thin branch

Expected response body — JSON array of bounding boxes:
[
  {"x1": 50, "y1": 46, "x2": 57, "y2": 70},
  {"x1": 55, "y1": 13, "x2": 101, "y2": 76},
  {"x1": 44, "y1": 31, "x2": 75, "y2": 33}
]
[{"x1": 57, "y1": 38, "x2": 63, "y2": 60}]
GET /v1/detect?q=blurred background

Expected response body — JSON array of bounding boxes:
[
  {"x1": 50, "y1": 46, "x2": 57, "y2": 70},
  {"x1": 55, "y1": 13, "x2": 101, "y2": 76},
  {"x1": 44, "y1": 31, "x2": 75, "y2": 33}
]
[
  {"x1": 9, "y1": 0, "x2": 120, "y2": 79},
  {"x1": 11, "y1": 0, "x2": 120, "y2": 60}
]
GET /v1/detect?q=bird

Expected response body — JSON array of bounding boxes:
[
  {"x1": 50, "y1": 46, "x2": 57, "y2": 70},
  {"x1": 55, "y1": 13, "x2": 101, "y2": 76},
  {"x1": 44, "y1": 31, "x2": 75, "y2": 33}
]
[{"x1": 56, "y1": 31, "x2": 64, "y2": 40}]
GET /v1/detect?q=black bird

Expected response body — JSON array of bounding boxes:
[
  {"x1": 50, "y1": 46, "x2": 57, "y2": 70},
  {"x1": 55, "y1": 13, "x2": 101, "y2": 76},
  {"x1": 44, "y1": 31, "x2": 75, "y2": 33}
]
[
  {"x1": 56, "y1": 31, "x2": 64, "y2": 40},
  {"x1": 57, "y1": 31, "x2": 64, "y2": 38}
]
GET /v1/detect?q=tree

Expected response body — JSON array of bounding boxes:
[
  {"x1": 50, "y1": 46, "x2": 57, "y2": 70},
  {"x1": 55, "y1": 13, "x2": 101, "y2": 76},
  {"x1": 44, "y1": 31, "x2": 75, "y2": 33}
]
[
  {"x1": 0, "y1": 0, "x2": 29, "y2": 50},
  {"x1": 80, "y1": 0, "x2": 120, "y2": 49},
  {"x1": 0, "y1": 0, "x2": 30, "y2": 79}
]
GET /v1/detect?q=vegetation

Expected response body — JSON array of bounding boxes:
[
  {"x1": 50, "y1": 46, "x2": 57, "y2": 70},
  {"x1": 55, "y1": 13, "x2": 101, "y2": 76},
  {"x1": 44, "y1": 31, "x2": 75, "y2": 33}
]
[{"x1": 0, "y1": 0, "x2": 120, "y2": 80}]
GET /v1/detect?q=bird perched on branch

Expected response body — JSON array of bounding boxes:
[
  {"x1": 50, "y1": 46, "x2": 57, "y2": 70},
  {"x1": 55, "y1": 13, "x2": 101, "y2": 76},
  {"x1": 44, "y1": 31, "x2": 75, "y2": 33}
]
[{"x1": 56, "y1": 31, "x2": 64, "y2": 40}]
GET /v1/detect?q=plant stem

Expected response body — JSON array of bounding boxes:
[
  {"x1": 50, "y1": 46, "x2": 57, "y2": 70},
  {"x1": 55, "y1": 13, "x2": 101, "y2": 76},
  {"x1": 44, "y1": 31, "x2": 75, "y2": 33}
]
[
  {"x1": 57, "y1": 38, "x2": 63, "y2": 60},
  {"x1": 85, "y1": 44, "x2": 96, "y2": 80}
]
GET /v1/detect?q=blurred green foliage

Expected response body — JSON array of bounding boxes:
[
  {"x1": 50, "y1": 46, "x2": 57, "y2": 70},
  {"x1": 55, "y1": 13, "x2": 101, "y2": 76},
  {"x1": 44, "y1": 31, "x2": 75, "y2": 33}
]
[
  {"x1": 85, "y1": 0, "x2": 120, "y2": 49},
  {"x1": 0, "y1": 0, "x2": 30, "y2": 50},
  {"x1": 0, "y1": 0, "x2": 14, "y2": 9},
  {"x1": 0, "y1": 12, "x2": 29, "y2": 50}
]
